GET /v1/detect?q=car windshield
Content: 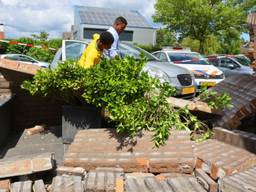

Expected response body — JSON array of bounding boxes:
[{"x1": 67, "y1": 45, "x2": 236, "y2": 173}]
[
  {"x1": 119, "y1": 43, "x2": 159, "y2": 61},
  {"x1": 234, "y1": 55, "x2": 251, "y2": 66},
  {"x1": 168, "y1": 52, "x2": 209, "y2": 65}
]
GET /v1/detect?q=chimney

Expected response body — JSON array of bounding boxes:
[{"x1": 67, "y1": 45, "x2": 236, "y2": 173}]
[{"x1": 0, "y1": 24, "x2": 4, "y2": 39}]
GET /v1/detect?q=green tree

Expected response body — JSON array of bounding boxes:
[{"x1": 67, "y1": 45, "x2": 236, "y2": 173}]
[
  {"x1": 156, "y1": 28, "x2": 176, "y2": 47},
  {"x1": 217, "y1": 29, "x2": 243, "y2": 54},
  {"x1": 180, "y1": 35, "x2": 221, "y2": 54},
  {"x1": 153, "y1": 0, "x2": 246, "y2": 54},
  {"x1": 233, "y1": 0, "x2": 256, "y2": 12},
  {"x1": 203, "y1": 35, "x2": 222, "y2": 55},
  {"x1": 47, "y1": 39, "x2": 62, "y2": 50},
  {"x1": 31, "y1": 31, "x2": 49, "y2": 42},
  {"x1": 180, "y1": 37, "x2": 200, "y2": 52}
]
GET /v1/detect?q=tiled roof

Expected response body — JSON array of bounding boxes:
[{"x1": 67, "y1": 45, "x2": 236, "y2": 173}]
[
  {"x1": 211, "y1": 74, "x2": 256, "y2": 129},
  {"x1": 75, "y1": 6, "x2": 152, "y2": 28}
]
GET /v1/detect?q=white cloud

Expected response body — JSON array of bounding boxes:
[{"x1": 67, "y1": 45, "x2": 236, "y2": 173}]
[
  {"x1": 0, "y1": 0, "x2": 156, "y2": 39},
  {"x1": 1, "y1": 0, "x2": 19, "y2": 6}
]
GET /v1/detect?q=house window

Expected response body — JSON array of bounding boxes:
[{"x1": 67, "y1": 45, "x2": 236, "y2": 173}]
[
  {"x1": 83, "y1": 28, "x2": 107, "y2": 39},
  {"x1": 83, "y1": 28, "x2": 133, "y2": 41},
  {"x1": 119, "y1": 31, "x2": 133, "y2": 41}
]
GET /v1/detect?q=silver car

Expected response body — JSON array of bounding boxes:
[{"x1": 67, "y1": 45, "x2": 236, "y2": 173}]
[
  {"x1": 51, "y1": 40, "x2": 197, "y2": 98},
  {"x1": 0, "y1": 54, "x2": 50, "y2": 68}
]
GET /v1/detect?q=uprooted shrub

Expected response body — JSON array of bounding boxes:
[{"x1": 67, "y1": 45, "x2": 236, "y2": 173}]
[{"x1": 22, "y1": 56, "x2": 231, "y2": 147}]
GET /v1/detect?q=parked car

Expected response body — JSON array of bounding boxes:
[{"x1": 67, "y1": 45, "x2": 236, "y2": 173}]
[
  {"x1": 152, "y1": 48, "x2": 225, "y2": 90},
  {"x1": 0, "y1": 54, "x2": 50, "y2": 68},
  {"x1": 51, "y1": 41, "x2": 197, "y2": 99},
  {"x1": 206, "y1": 55, "x2": 255, "y2": 77}
]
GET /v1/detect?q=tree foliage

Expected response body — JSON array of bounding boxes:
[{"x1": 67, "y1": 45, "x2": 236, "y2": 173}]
[
  {"x1": 181, "y1": 35, "x2": 222, "y2": 54},
  {"x1": 31, "y1": 31, "x2": 49, "y2": 42},
  {"x1": 217, "y1": 29, "x2": 243, "y2": 54},
  {"x1": 156, "y1": 28, "x2": 176, "y2": 47},
  {"x1": 153, "y1": 0, "x2": 249, "y2": 54}
]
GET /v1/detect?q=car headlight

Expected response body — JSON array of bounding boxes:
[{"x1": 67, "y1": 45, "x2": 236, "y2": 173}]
[
  {"x1": 193, "y1": 73, "x2": 206, "y2": 78},
  {"x1": 210, "y1": 73, "x2": 225, "y2": 79},
  {"x1": 218, "y1": 73, "x2": 225, "y2": 79},
  {"x1": 193, "y1": 73, "x2": 225, "y2": 79},
  {"x1": 146, "y1": 67, "x2": 169, "y2": 83}
]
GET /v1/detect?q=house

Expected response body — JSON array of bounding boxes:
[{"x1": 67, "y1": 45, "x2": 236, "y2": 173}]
[{"x1": 73, "y1": 6, "x2": 157, "y2": 45}]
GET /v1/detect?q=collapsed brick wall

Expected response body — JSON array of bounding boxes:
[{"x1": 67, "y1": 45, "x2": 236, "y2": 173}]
[
  {"x1": 211, "y1": 74, "x2": 256, "y2": 129},
  {"x1": 0, "y1": 59, "x2": 62, "y2": 130}
]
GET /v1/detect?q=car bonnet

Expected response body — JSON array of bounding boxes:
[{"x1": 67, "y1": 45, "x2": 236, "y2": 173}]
[
  {"x1": 173, "y1": 63, "x2": 223, "y2": 76},
  {"x1": 144, "y1": 61, "x2": 192, "y2": 77}
]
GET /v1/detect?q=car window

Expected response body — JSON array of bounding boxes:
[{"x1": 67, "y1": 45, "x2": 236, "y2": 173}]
[
  {"x1": 18, "y1": 55, "x2": 35, "y2": 62},
  {"x1": 220, "y1": 58, "x2": 238, "y2": 68},
  {"x1": 119, "y1": 43, "x2": 159, "y2": 61},
  {"x1": 4, "y1": 55, "x2": 20, "y2": 61},
  {"x1": 234, "y1": 56, "x2": 251, "y2": 66},
  {"x1": 207, "y1": 58, "x2": 219, "y2": 66},
  {"x1": 65, "y1": 42, "x2": 86, "y2": 60},
  {"x1": 153, "y1": 52, "x2": 161, "y2": 59},
  {"x1": 167, "y1": 52, "x2": 209, "y2": 65},
  {"x1": 159, "y1": 53, "x2": 168, "y2": 62}
]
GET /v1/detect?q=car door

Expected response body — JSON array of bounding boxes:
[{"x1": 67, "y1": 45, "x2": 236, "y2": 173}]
[
  {"x1": 219, "y1": 58, "x2": 240, "y2": 77},
  {"x1": 51, "y1": 40, "x2": 87, "y2": 68}
]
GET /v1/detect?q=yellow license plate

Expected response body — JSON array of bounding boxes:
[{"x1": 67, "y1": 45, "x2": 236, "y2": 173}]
[
  {"x1": 200, "y1": 82, "x2": 216, "y2": 87},
  {"x1": 182, "y1": 86, "x2": 196, "y2": 95}
]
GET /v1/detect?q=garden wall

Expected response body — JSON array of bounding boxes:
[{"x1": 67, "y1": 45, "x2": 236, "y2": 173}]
[{"x1": 0, "y1": 59, "x2": 62, "y2": 130}]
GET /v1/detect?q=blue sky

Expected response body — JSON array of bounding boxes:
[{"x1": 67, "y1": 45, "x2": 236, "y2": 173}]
[
  {"x1": 241, "y1": 33, "x2": 250, "y2": 41},
  {"x1": 0, "y1": 0, "x2": 156, "y2": 38}
]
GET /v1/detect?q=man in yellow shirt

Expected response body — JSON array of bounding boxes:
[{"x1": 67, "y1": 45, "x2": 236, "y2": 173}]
[{"x1": 78, "y1": 32, "x2": 114, "y2": 68}]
